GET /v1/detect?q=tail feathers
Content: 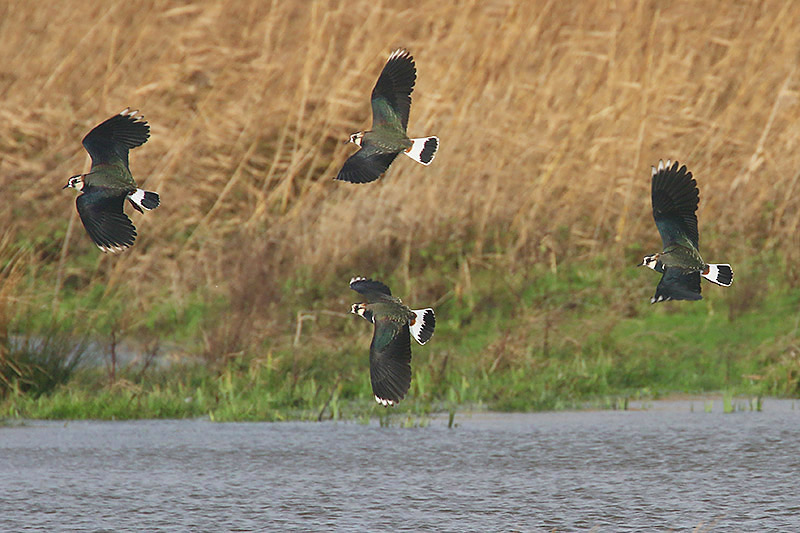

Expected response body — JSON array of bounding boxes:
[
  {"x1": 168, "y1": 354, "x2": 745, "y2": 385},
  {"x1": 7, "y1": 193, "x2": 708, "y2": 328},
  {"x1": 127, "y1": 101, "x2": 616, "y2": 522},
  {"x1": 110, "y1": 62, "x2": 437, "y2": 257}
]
[
  {"x1": 404, "y1": 136, "x2": 438, "y2": 165},
  {"x1": 410, "y1": 308, "x2": 435, "y2": 345},
  {"x1": 702, "y1": 264, "x2": 733, "y2": 287},
  {"x1": 128, "y1": 189, "x2": 160, "y2": 212}
]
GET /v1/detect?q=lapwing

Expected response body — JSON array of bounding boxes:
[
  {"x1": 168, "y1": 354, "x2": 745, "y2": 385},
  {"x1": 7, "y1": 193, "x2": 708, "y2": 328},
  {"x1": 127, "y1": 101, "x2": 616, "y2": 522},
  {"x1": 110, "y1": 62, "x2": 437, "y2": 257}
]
[
  {"x1": 63, "y1": 109, "x2": 160, "y2": 253},
  {"x1": 335, "y1": 48, "x2": 439, "y2": 184},
  {"x1": 349, "y1": 277, "x2": 435, "y2": 406},
  {"x1": 639, "y1": 160, "x2": 733, "y2": 303}
]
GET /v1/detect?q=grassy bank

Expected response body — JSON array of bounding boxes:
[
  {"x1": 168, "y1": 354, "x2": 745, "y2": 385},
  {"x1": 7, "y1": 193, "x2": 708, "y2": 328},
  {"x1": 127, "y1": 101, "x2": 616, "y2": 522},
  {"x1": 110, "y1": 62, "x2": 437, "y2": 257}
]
[{"x1": 3, "y1": 254, "x2": 798, "y2": 421}]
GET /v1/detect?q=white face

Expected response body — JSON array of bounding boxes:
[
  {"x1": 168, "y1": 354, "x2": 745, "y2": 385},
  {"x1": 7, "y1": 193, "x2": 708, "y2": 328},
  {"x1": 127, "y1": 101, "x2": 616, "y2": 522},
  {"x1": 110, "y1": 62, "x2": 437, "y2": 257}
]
[
  {"x1": 349, "y1": 132, "x2": 363, "y2": 146},
  {"x1": 640, "y1": 254, "x2": 659, "y2": 270},
  {"x1": 351, "y1": 303, "x2": 373, "y2": 323},
  {"x1": 65, "y1": 175, "x2": 85, "y2": 191}
]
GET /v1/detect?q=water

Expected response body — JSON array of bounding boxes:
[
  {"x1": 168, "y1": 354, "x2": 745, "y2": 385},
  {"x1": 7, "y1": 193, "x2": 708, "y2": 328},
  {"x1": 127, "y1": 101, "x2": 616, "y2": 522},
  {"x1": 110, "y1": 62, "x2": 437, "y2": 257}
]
[{"x1": 2, "y1": 399, "x2": 799, "y2": 532}]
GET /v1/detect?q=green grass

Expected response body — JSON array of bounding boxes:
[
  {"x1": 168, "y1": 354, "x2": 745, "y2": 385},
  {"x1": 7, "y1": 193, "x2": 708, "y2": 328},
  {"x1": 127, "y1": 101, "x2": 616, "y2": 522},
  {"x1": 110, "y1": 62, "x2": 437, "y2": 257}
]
[{"x1": 2, "y1": 253, "x2": 799, "y2": 421}]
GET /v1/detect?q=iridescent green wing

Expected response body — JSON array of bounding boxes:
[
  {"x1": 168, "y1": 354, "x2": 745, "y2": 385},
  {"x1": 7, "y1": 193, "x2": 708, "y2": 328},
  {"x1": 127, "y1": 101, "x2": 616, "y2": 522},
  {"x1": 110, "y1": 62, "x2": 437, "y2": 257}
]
[
  {"x1": 369, "y1": 318, "x2": 412, "y2": 405},
  {"x1": 651, "y1": 160, "x2": 700, "y2": 250},
  {"x1": 653, "y1": 267, "x2": 702, "y2": 303},
  {"x1": 82, "y1": 110, "x2": 149, "y2": 171},
  {"x1": 370, "y1": 49, "x2": 416, "y2": 133},
  {"x1": 75, "y1": 187, "x2": 136, "y2": 253},
  {"x1": 349, "y1": 277, "x2": 394, "y2": 302},
  {"x1": 335, "y1": 144, "x2": 400, "y2": 184}
]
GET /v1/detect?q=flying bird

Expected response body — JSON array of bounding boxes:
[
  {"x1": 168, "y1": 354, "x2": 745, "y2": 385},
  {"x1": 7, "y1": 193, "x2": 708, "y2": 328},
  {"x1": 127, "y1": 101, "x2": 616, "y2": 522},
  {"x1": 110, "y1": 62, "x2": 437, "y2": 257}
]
[
  {"x1": 64, "y1": 109, "x2": 160, "y2": 253},
  {"x1": 639, "y1": 160, "x2": 733, "y2": 303},
  {"x1": 335, "y1": 48, "x2": 439, "y2": 184},
  {"x1": 349, "y1": 277, "x2": 435, "y2": 406}
]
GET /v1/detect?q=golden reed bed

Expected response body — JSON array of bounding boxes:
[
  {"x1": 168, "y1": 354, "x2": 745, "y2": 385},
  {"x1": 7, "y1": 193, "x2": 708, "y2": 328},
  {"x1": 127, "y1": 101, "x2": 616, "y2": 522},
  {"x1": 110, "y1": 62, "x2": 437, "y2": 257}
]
[{"x1": 1, "y1": 0, "x2": 799, "y2": 327}]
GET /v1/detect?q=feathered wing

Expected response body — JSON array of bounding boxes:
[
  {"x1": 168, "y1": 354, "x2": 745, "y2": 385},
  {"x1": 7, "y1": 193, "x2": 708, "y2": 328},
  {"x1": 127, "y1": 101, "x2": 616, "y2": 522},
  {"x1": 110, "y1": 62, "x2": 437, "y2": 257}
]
[
  {"x1": 651, "y1": 160, "x2": 700, "y2": 249},
  {"x1": 82, "y1": 109, "x2": 150, "y2": 169},
  {"x1": 652, "y1": 268, "x2": 702, "y2": 303},
  {"x1": 369, "y1": 319, "x2": 412, "y2": 406},
  {"x1": 76, "y1": 188, "x2": 137, "y2": 253},
  {"x1": 335, "y1": 145, "x2": 400, "y2": 184},
  {"x1": 371, "y1": 49, "x2": 416, "y2": 132},
  {"x1": 349, "y1": 277, "x2": 393, "y2": 302}
]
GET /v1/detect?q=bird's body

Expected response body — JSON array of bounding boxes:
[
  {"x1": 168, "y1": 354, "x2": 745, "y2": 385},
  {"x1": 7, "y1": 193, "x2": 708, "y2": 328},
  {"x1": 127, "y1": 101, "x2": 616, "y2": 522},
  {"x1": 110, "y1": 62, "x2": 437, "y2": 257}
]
[
  {"x1": 639, "y1": 160, "x2": 733, "y2": 303},
  {"x1": 336, "y1": 48, "x2": 439, "y2": 184},
  {"x1": 658, "y1": 239, "x2": 704, "y2": 271},
  {"x1": 349, "y1": 277, "x2": 435, "y2": 406},
  {"x1": 64, "y1": 109, "x2": 160, "y2": 253}
]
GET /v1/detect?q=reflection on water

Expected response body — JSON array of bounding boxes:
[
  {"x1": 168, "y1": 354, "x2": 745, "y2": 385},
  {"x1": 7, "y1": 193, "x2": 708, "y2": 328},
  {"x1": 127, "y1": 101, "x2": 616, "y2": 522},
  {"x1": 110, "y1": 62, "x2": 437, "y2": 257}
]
[{"x1": 2, "y1": 399, "x2": 799, "y2": 531}]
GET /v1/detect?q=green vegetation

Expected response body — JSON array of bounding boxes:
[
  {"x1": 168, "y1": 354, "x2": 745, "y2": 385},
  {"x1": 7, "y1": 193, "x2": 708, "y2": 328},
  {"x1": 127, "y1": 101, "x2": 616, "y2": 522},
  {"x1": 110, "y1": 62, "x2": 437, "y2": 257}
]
[
  {"x1": 2, "y1": 254, "x2": 797, "y2": 421},
  {"x1": 2, "y1": 3, "x2": 800, "y2": 420}
]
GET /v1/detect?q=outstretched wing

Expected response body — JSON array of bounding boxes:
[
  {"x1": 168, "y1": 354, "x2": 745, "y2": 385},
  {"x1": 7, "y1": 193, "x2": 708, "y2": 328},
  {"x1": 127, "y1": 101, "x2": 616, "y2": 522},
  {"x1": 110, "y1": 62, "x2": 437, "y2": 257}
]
[
  {"x1": 76, "y1": 187, "x2": 137, "y2": 253},
  {"x1": 82, "y1": 109, "x2": 150, "y2": 169},
  {"x1": 651, "y1": 160, "x2": 700, "y2": 249},
  {"x1": 652, "y1": 267, "x2": 702, "y2": 303},
  {"x1": 335, "y1": 144, "x2": 400, "y2": 184},
  {"x1": 350, "y1": 277, "x2": 393, "y2": 302},
  {"x1": 371, "y1": 49, "x2": 416, "y2": 133},
  {"x1": 369, "y1": 319, "x2": 412, "y2": 406}
]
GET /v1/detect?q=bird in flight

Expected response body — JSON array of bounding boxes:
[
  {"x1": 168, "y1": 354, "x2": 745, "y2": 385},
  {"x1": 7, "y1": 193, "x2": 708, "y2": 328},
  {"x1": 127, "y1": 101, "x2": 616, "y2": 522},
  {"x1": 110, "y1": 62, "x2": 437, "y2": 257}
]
[
  {"x1": 349, "y1": 277, "x2": 435, "y2": 406},
  {"x1": 639, "y1": 160, "x2": 733, "y2": 303},
  {"x1": 64, "y1": 109, "x2": 160, "y2": 253},
  {"x1": 336, "y1": 49, "x2": 439, "y2": 184}
]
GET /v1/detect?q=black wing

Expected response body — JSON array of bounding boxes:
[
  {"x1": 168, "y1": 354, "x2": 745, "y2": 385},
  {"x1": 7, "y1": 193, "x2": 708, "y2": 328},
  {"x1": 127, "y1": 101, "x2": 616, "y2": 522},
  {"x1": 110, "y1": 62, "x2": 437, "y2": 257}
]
[
  {"x1": 350, "y1": 277, "x2": 392, "y2": 302},
  {"x1": 371, "y1": 49, "x2": 416, "y2": 132},
  {"x1": 369, "y1": 319, "x2": 412, "y2": 405},
  {"x1": 82, "y1": 110, "x2": 150, "y2": 169},
  {"x1": 652, "y1": 268, "x2": 702, "y2": 303},
  {"x1": 651, "y1": 160, "x2": 699, "y2": 249},
  {"x1": 335, "y1": 146, "x2": 400, "y2": 184},
  {"x1": 76, "y1": 187, "x2": 137, "y2": 252}
]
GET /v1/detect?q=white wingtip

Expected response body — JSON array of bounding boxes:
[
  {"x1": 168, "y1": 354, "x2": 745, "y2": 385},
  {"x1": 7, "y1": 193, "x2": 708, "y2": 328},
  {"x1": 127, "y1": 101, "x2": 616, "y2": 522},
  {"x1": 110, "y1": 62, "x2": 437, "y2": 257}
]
[
  {"x1": 349, "y1": 276, "x2": 368, "y2": 289},
  {"x1": 119, "y1": 107, "x2": 143, "y2": 120},
  {"x1": 375, "y1": 395, "x2": 396, "y2": 407},
  {"x1": 98, "y1": 244, "x2": 129, "y2": 254},
  {"x1": 653, "y1": 159, "x2": 672, "y2": 175},
  {"x1": 388, "y1": 48, "x2": 411, "y2": 61}
]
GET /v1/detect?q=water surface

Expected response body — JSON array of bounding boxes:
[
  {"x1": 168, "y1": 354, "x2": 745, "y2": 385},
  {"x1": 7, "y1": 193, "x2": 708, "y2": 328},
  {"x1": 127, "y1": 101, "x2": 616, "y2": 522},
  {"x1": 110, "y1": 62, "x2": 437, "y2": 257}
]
[{"x1": 2, "y1": 399, "x2": 799, "y2": 531}]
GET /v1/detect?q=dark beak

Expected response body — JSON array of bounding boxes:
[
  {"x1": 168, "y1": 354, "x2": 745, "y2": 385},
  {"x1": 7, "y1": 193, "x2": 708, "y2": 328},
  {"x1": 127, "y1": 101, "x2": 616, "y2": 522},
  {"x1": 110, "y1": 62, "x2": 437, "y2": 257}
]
[{"x1": 343, "y1": 138, "x2": 351, "y2": 144}]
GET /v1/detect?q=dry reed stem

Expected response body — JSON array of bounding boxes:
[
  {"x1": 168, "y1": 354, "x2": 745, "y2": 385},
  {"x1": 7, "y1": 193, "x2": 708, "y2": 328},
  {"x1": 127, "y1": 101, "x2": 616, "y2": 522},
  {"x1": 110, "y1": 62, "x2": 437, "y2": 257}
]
[{"x1": 0, "y1": 0, "x2": 799, "y2": 333}]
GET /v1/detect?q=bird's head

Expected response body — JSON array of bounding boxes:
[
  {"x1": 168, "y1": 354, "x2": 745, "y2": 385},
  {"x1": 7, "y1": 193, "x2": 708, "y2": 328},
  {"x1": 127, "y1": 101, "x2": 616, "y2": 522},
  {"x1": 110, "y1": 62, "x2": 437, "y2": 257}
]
[
  {"x1": 350, "y1": 303, "x2": 373, "y2": 323},
  {"x1": 638, "y1": 253, "x2": 660, "y2": 270},
  {"x1": 63, "y1": 174, "x2": 86, "y2": 191},
  {"x1": 347, "y1": 132, "x2": 364, "y2": 147}
]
